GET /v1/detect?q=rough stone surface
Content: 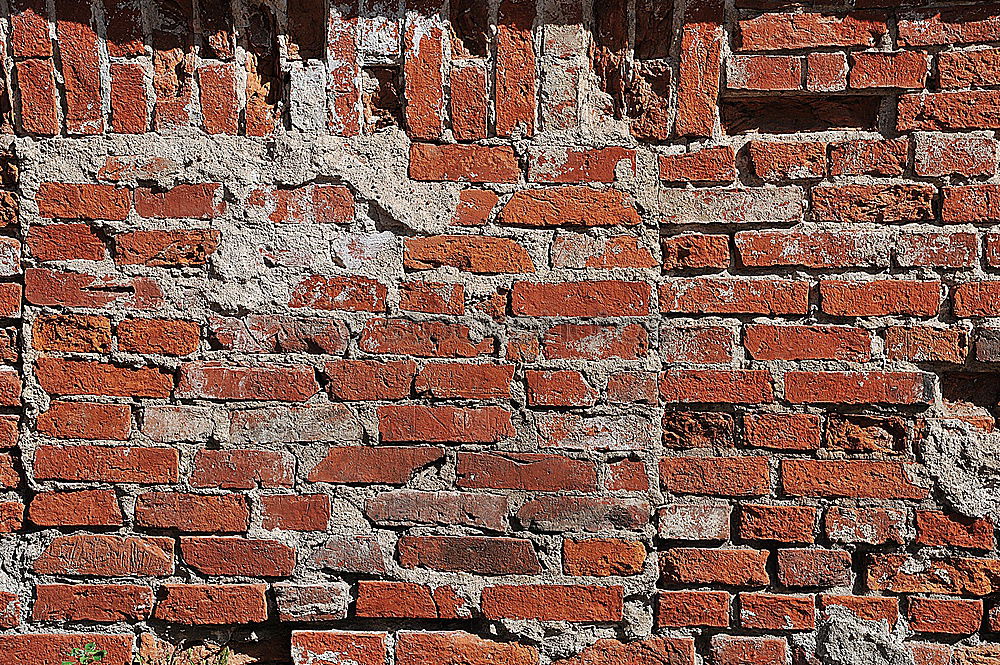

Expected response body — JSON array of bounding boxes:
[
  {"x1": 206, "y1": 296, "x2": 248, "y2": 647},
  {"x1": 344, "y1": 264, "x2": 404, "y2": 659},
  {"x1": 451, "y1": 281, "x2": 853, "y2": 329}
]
[{"x1": 0, "y1": 1, "x2": 996, "y2": 663}]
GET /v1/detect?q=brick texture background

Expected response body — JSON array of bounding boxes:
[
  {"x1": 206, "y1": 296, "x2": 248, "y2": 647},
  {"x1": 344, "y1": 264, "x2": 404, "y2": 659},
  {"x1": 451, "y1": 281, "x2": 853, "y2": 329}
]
[{"x1": 0, "y1": 0, "x2": 999, "y2": 663}]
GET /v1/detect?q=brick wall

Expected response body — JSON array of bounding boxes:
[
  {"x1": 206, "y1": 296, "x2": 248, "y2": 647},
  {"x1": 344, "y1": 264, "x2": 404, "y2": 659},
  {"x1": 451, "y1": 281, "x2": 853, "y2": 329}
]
[{"x1": 0, "y1": 0, "x2": 999, "y2": 663}]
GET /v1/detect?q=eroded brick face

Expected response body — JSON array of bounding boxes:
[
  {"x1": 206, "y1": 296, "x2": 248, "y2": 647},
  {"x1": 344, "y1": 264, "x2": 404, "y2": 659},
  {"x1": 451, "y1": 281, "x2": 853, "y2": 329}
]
[{"x1": 2, "y1": 1, "x2": 1000, "y2": 664}]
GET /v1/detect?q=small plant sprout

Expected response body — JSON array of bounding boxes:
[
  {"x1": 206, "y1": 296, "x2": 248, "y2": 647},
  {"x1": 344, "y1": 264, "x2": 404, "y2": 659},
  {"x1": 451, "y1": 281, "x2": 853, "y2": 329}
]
[{"x1": 63, "y1": 643, "x2": 105, "y2": 665}]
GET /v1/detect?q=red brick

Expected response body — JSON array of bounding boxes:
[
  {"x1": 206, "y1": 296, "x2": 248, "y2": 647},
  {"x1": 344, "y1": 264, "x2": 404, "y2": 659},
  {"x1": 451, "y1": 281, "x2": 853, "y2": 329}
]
[
  {"x1": 806, "y1": 52, "x2": 848, "y2": 92},
  {"x1": 739, "y1": 12, "x2": 887, "y2": 49},
  {"x1": 557, "y1": 638, "x2": 694, "y2": 665},
  {"x1": 118, "y1": 318, "x2": 200, "y2": 356},
  {"x1": 821, "y1": 280, "x2": 940, "y2": 317},
  {"x1": 830, "y1": 138, "x2": 908, "y2": 176},
  {"x1": 676, "y1": 13, "x2": 723, "y2": 138},
  {"x1": 378, "y1": 405, "x2": 514, "y2": 443},
  {"x1": 908, "y1": 597, "x2": 982, "y2": 635},
  {"x1": 712, "y1": 636, "x2": 787, "y2": 665},
  {"x1": 115, "y1": 229, "x2": 220, "y2": 266},
  {"x1": 360, "y1": 319, "x2": 495, "y2": 357},
  {"x1": 198, "y1": 64, "x2": 239, "y2": 134},
  {"x1": 899, "y1": 91, "x2": 1000, "y2": 132},
  {"x1": 526, "y1": 370, "x2": 597, "y2": 407},
  {"x1": 36, "y1": 358, "x2": 171, "y2": 398},
  {"x1": 500, "y1": 187, "x2": 641, "y2": 228},
  {"x1": 177, "y1": 362, "x2": 318, "y2": 401},
  {"x1": 782, "y1": 460, "x2": 928, "y2": 499},
  {"x1": 740, "y1": 505, "x2": 816, "y2": 543},
  {"x1": 409, "y1": 144, "x2": 519, "y2": 183},
  {"x1": 134, "y1": 184, "x2": 223, "y2": 220},
  {"x1": 939, "y1": 48, "x2": 1000, "y2": 88},
  {"x1": 56, "y1": 3, "x2": 103, "y2": 134},
  {"x1": 660, "y1": 548, "x2": 769, "y2": 587},
  {"x1": 396, "y1": 632, "x2": 536, "y2": 665},
  {"x1": 289, "y1": 275, "x2": 387, "y2": 312},
  {"x1": 366, "y1": 489, "x2": 508, "y2": 532},
  {"x1": 247, "y1": 184, "x2": 353, "y2": 224},
  {"x1": 457, "y1": 452, "x2": 597, "y2": 492},
  {"x1": 663, "y1": 412, "x2": 734, "y2": 449},
  {"x1": 955, "y1": 282, "x2": 1000, "y2": 317},
  {"x1": 607, "y1": 371, "x2": 659, "y2": 405},
  {"x1": 943, "y1": 185, "x2": 1000, "y2": 223},
  {"x1": 0, "y1": 500, "x2": 23, "y2": 533},
  {"x1": 307, "y1": 446, "x2": 445, "y2": 485},
  {"x1": 736, "y1": 230, "x2": 889, "y2": 269},
  {"x1": 660, "y1": 370, "x2": 774, "y2": 404},
  {"x1": 404, "y1": 20, "x2": 445, "y2": 139},
  {"x1": 34, "y1": 445, "x2": 178, "y2": 484},
  {"x1": 25, "y1": 268, "x2": 162, "y2": 309},
  {"x1": 324, "y1": 360, "x2": 416, "y2": 401},
  {"x1": 401, "y1": 282, "x2": 464, "y2": 315},
  {"x1": 16, "y1": 59, "x2": 59, "y2": 136},
  {"x1": 154, "y1": 584, "x2": 268, "y2": 624},
  {"x1": 33, "y1": 584, "x2": 152, "y2": 622},
  {"x1": 898, "y1": 6, "x2": 1000, "y2": 46},
  {"x1": 728, "y1": 55, "x2": 802, "y2": 91},
  {"x1": 749, "y1": 141, "x2": 826, "y2": 181},
  {"x1": 916, "y1": 511, "x2": 994, "y2": 550},
  {"x1": 10, "y1": 0, "x2": 51, "y2": 58},
  {"x1": 512, "y1": 281, "x2": 650, "y2": 317},
  {"x1": 563, "y1": 538, "x2": 645, "y2": 577},
  {"x1": 134, "y1": 492, "x2": 249, "y2": 533},
  {"x1": 886, "y1": 326, "x2": 966, "y2": 363},
  {"x1": 551, "y1": 234, "x2": 657, "y2": 270},
  {"x1": 29, "y1": 490, "x2": 122, "y2": 527},
  {"x1": 259, "y1": 494, "x2": 328, "y2": 532},
  {"x1": 398, "y1": 535, "x2": 540, "y2": 575},
  {"x1": 850, "y1": 51, "x2": 927, "y2": 88},
  {"x1": 812, "y1": 184, "x2": 935, "y2": 223},
  {"x1": 34, "y1": 534, "x2": 173, "y2": 577},
  {"x1": 661, "y1": 456, "x2": 769, "y2": 497},
  {"x1": 453, "y1": 189, "x2": 498, "y2": 226},
  {"x1": 915, "y1": 134, "x2": 998, "y2": 177},
  {"x1": 777, "y1": 549, "x2": 851, "y2": 587},
  {"x1": 517, "y1": 496, "x2": 649, "y2": 532},
  {"x1": 786, "y1": 371, "x2": 933, "y2": 406},
  {"x1": 180, "y1": 537, "x2": 296, "y2": 577},
  {"x1": 657, "y1": 591, "x2": 730, "y2": 628},
  {"x1": 190, "y1": 449, "x2": 293, "y2": 489},
  {"x1": 451, "y1": 63, "x2": 489, "y2": 141},
  {"x1": 404, "y1": 235, "x2": 534, "y2": 273},
  {"x1": 26, "y1": 223, "x2": 105, "y2": 261},
  {"x1": 659, "y1": 146, "x2": 736, "y2": 183},
  {"x1": 745, "y1": 325, "x2": 871, "y2": 362},
  {"x1": 820, "y1": 595, "x2": 898, "y2": 624},
  {"x1": 660, "y1": 325, "x2": 734, "y2": 364},
  {"x1": 542, "y1": 324, "x2": 648, "y2": 360},
  {"x1": 37, "y1": 183, "x2": 131, "y2": 220},
  {"x1": 0, "y1": 284, "x2": 21, "y2": 318},
  {"x1": 210, "y1": 315, "x2": 349, "y2": 355},
  {"x1": 495, "y1": 0, "x2": 536, "y2": 137},
  {"x1": 740, "y1": 593, "x2": 815, "y2": 631},
  {"x1": 607, "y1": 459, "x2": 650, "y2": 490},
  {"x1": 662, "y1": 234, "x2": 730, "y2": 270},
  {"x1": 897, "y1": 232, "x2": 978, "y2": 268},
  {"x1": 744, "y1": 413, "x2": 822, "y2": 451},
  {"x1": 481, "y1": 585, "x2": 623, "y2": 622},
  {"x1": 825, "y1": 507, "x2": 906, "y2": 546},
  {"x1": 356, "y1": 582, "x2": 463, "y2": 620},
  {"x1": 531, "y1": 147, "x2": 636, "y2": 183},
  {"x1": 0, "y1": 635, "x2": 133, "y2": 665},
  {"x1": 110, "y1": 62, "x2": 149, "y2": 133},
  {"x1": 660, "y1": 279, "x2": 809, "y2": 315},
  {"x1": 870, "y1": 555, "x2": 1000, "y2": 596},
  {"x1": 37, "y1": 401, "x2": 130, "y2": 441}
]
